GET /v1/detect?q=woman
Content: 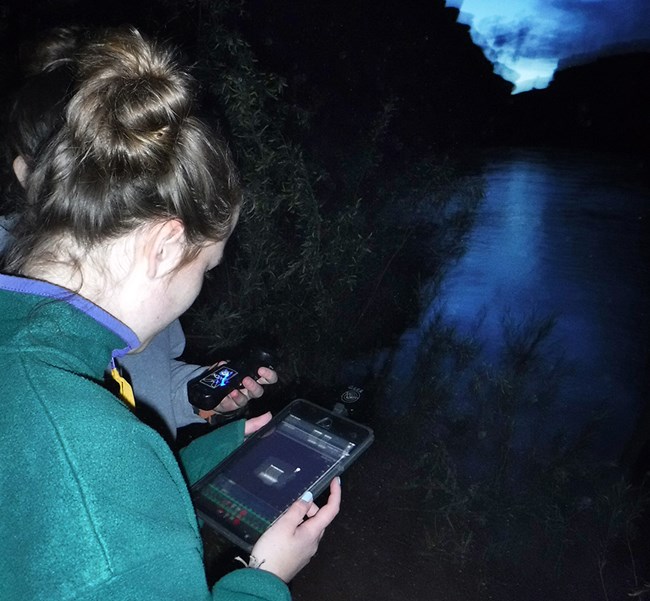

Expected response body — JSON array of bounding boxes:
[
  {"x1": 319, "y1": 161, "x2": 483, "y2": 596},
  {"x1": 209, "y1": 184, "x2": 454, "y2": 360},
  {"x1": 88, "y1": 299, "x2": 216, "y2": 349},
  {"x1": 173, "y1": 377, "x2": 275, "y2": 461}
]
[
  {"x1": 0, "y1": 27, "x2": 339, "y2": 600},
  {"x1": 1, "y1": 26, "x2": 275, "y2": 442}
]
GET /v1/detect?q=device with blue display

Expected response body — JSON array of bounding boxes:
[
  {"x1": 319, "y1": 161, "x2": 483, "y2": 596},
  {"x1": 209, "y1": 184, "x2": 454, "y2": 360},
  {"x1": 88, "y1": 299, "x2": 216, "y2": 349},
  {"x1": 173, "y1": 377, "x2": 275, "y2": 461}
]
[{"x1": 187, "y1": 349, "x2": 274, "y2": 411}]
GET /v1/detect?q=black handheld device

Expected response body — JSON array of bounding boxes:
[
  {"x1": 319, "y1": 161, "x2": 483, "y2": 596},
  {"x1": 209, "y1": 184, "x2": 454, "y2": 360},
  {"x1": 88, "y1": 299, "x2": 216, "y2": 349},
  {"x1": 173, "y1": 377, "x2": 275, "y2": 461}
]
[
  {"x1": 188, "y1": 349, "x2": 274, "y2": 411},
  {"x1": 191, "y1": 398, "x2": 374, "y2": 551}
]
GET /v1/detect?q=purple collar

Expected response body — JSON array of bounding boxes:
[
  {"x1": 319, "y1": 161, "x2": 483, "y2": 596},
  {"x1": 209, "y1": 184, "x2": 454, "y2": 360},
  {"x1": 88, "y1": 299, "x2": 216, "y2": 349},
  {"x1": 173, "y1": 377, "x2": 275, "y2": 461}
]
[{"x1": 0, "y1": 274, "x2": 140, "y2": 359}]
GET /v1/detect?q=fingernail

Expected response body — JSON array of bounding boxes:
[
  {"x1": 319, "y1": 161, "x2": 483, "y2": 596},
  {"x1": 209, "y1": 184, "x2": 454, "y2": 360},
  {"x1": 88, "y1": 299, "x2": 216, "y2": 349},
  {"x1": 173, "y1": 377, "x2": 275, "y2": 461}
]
[
  {"x1": 300, "y1": 491, "x2": 313, "y2": 503},
  {"x1": 337, "y1": 476, "x2": 341, "y2": 486}
]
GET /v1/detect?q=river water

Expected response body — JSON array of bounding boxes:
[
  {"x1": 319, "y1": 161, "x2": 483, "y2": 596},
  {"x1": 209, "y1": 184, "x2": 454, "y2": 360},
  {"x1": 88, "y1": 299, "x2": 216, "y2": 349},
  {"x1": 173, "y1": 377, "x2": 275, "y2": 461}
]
[{"x1": 385, "y1": 148, "x2": 650, "y2": 462}]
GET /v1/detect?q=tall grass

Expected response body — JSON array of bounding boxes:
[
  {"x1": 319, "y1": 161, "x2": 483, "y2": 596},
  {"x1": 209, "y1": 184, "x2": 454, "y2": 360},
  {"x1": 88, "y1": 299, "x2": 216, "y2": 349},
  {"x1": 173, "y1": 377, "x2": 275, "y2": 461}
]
[{"x1": 382, "y1": 309, "x2": 650, "y2": 597}]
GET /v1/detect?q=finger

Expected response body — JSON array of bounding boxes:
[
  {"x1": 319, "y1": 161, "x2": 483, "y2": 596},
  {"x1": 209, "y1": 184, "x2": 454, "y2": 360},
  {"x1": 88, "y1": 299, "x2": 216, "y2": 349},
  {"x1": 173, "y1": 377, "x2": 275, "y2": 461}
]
[
  {"x1": 241, "y1": 376, "x2": 264, "y2": 399},
  {"x1": 212, "y1": 392, "x2": 245, "y2": 413},
  {"x1": 227, "y1": 388, "x2": 250, "y2": 406},
  {"x1": 219, "y1": 395, "x2": 243, "y2": 411},
  {"x1": 257, "y1": 366, "x2": 278, "y2": 385},
  {"x1": 244, "y1": 411, "x2": 272, "y2": 436}
]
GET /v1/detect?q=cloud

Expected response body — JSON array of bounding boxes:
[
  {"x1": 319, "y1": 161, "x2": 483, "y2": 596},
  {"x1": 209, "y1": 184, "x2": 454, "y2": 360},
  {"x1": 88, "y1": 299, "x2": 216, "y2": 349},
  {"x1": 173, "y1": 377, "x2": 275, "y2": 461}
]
[
  {"x1": 478, "y1": 15, "x2": 576, "y2": 62},
  {"x1": 547, "y1": 0, "x2": 650, "y2": 54},
  {"x1": 469, "y1": 0, "x2": 650, "y2": 65}
]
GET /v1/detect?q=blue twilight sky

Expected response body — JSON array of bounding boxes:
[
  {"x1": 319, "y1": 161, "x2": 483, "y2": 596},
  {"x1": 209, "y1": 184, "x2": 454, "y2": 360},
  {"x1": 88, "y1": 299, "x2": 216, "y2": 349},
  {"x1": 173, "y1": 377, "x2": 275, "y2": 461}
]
[{"x1": 446, "y1": 0, "x2": 650, "y2": 93}]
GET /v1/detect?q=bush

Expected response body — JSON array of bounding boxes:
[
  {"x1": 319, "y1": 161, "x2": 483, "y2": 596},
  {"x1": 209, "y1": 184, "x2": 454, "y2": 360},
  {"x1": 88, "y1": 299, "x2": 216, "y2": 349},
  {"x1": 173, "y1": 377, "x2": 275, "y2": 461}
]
[{"x1": 172, "y1": 0, "x2": 474, "y2": 390}]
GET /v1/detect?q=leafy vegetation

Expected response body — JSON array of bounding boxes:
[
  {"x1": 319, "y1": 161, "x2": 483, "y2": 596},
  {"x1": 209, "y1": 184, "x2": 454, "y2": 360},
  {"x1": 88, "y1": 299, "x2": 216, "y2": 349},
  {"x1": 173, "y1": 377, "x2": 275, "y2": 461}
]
[
  {"x1": 169, "y1": 0, "x2": 475, "y2": 390},
  {"x1": 376, "y1": 311, "x2": 650, "y2": 598}
]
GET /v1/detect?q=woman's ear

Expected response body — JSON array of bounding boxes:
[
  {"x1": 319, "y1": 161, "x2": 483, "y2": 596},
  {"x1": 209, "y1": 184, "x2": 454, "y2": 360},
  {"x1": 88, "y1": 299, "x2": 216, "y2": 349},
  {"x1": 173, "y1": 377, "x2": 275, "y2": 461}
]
[
  {"x1": 145, "y1": 219, "x2": 187, "y2": 280},
  {"x1": 12, "y1": 156, "x2": 29, "y2": 188}
]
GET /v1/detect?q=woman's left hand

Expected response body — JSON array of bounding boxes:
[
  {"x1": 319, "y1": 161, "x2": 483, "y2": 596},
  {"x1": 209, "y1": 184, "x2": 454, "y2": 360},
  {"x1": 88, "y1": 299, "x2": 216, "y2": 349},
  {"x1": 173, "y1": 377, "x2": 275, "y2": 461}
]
[{"x1": 194, "y1": 364, "x2": 278, "y2": 420}]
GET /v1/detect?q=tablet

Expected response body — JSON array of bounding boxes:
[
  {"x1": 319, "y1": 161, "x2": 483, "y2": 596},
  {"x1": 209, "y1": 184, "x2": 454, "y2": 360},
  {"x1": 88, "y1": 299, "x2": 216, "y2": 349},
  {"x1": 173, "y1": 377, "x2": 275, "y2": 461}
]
[{"x1": 191, "y1": 398, "x2": 374, "y2": 551}]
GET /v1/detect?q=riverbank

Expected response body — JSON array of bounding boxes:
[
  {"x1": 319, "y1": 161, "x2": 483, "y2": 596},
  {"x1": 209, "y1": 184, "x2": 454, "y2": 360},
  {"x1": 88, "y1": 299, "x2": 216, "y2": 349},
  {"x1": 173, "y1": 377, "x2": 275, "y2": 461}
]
[{"x1": 194, "y1": 148, "x2": 650, "y2": 600}]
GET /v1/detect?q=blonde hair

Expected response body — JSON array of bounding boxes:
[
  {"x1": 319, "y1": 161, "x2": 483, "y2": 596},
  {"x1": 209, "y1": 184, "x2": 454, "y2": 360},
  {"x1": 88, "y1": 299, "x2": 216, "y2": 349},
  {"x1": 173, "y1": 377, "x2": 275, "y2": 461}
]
[{"x1": 6, "y1": 27, "x2": 241, "y2": 272}]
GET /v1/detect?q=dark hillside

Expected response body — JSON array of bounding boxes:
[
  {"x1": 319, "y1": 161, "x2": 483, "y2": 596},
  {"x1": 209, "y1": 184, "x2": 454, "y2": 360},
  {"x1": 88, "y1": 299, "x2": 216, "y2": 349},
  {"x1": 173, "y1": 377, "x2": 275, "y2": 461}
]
[
  {"x1": 499, "y1": 52, "x2": 650, "y2": 157},
  {"x1": 237, "y1": 0, "x2": 513, "y2": 158}
]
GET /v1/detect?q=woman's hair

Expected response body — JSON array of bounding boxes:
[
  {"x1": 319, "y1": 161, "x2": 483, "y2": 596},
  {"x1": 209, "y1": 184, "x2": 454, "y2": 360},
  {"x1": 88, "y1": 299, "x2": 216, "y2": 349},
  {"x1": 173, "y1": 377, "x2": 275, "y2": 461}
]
[
  {"x1": 6, "y1": 26, "x2": 241, "y2": 273},
  {"x1": 9, "y1": 67, "x2": 75, "y2": 163},
  {"x1": 19, "y1": 26, "x2": 86, "y2": 78},
  {"x1": 2, "y1": 27, "x2": 84, "y2": 213}
]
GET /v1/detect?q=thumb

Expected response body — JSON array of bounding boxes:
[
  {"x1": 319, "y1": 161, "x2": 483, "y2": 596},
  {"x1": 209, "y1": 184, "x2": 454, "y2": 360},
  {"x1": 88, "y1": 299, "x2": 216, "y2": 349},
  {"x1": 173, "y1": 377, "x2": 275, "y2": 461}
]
[{"x1": 244, "y1": 412, "x2": 272, "y2": 436}]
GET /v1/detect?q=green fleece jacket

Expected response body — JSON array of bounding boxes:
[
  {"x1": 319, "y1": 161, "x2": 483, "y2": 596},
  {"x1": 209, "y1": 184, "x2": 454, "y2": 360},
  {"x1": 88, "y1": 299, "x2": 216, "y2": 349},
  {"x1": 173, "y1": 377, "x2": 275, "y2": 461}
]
[{"x1": 0, "y1": 274, "x2": 290, "y2": 601}]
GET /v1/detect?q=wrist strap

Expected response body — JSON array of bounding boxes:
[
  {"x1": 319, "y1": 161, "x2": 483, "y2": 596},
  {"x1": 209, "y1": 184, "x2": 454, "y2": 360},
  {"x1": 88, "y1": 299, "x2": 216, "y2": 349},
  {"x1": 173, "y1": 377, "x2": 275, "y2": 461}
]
[{"x1": 234, "y1": 555, "x2": 266, "y2": 569}]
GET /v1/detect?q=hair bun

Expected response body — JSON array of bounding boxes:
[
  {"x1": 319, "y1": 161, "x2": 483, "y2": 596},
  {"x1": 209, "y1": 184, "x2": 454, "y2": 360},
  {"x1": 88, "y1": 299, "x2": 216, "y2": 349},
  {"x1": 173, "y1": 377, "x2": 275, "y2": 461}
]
[
  {"x1": 67, "y1": 27, "x2": 195, "y2": 174},
  {"x1": 7, "y1": 25, "x2": 241, "y2": 274}
]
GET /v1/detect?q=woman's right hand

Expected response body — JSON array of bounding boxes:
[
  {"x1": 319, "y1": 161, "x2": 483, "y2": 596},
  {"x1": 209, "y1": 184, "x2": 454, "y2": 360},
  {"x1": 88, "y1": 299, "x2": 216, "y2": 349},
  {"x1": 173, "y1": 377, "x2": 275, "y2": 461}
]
[{"x1": 250, "y1": 477, "x2": 341, "y2": 582}]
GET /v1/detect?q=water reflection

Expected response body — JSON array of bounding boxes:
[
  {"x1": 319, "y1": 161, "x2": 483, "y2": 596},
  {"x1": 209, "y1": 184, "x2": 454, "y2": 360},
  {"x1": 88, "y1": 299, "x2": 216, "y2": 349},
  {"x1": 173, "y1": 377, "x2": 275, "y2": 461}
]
[{"x1": 390, "y1": 148, "x2": 649, "y2": 461}]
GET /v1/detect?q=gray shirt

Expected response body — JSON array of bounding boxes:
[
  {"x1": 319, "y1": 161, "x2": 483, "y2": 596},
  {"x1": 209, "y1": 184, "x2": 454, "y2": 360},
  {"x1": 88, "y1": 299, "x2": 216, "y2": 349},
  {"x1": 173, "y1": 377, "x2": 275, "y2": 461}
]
[
  {"x1": 0, "y1": 214, "x2": 17, "y2": 255},
  {"x1": 119, "y1": 319, "x2": 206, "y2": 440}
]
